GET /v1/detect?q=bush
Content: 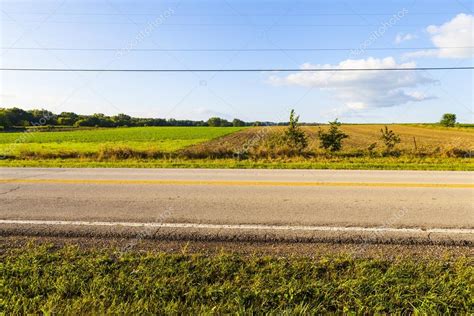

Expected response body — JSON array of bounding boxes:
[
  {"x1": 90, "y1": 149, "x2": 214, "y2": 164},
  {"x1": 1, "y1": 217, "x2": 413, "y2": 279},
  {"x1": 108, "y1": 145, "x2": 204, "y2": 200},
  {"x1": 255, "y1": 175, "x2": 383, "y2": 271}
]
[
  {"x1": 283, "y1": 109, "x2": 308, "y2": 151},
  {"x1": 380, "y1": 126, "x2": 401, "y2": 154},
  {"x1": 317, "y1": 119, "x2": 348, "y2": 152},
  {"x1": 97, "y1": 145, "x2": 164, "y2": 160}
]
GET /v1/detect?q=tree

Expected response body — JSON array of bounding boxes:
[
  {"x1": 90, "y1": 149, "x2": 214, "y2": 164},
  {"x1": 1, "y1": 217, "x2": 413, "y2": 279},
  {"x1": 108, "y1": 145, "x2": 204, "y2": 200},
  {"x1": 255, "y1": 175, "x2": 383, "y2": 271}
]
[
  {"x1": 28, "y1": 109, "x2": 56, "y2": 125},
  {"x1": 440, "y1": 113, "x2": 456, "y2": 127},
  {"x1": 207, "y1": 117, "x2": 223, "y2": 127},
  {"x1": 113, "y1": 114, "x2": 132, "y2": 126},
  {"x1": 232, "y1": 118, "x2": 245, "y2": 127},
  {"x1": 3, "y1": 107, "x2": 30, "y2": 126},
  {"x1": 284, "y1": 109, "x2": 308, "y2": 150},
  {"x1": 207, "y1": 117, "x2": 230, "y2": 127},
  {"x1": 317, "y1": 119, "x2": 349, "y2": 152},
  {"x1": 57, "y1": 112, "x2": 79, "y2": 126},
  {"x1": 380, "y1": 126, "x2": 401, "y2": 154},
  {"x1": 0, "y1": 110, "x2": 12, "y2": 129}
]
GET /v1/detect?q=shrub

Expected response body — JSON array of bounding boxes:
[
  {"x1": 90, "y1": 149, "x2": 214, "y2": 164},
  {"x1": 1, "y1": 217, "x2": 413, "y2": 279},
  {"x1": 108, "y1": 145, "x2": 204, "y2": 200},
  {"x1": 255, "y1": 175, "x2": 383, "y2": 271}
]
[
  {"x1": 97, "y1": 145, "x2": 164, "y2": 160},
  {"x1": 440, "y1": 113, "x2": 456, "y2": 127},
  {"x1": 367, "y1": 142, "x2": 378, "y2": 157},
  {"x1": 283, "y1": 109, "x2": 308, "y2": 151},
  {"x1": 317, "y1": 119, "x2": 348, "y2": 152},
  {"x1": 380, "y1": 126, "x2": 401, "y2": 154}
]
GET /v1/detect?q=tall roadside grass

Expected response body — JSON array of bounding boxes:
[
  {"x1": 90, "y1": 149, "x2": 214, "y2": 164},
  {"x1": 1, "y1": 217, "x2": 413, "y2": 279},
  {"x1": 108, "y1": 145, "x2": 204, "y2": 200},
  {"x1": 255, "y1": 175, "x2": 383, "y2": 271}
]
[{"x1": 1, "y1": 244, "x2": 472, "y2": 314}]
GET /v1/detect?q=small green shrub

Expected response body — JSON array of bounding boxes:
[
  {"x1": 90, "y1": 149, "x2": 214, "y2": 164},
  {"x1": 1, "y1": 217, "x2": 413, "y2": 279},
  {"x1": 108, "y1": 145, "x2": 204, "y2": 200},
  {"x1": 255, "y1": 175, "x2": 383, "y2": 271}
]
[
  {"x1": 283, "y1": 109, "x2": 308, "y2": 151},
  {"x1": 317, "y1": 119, "x2": 349, "y2": 152},
  {"x1": 380, "y1": 126, "x2": 401, "y2": 155},
  {"x1": 97, "y1": 145, "x2": 165, "y2": 160}
]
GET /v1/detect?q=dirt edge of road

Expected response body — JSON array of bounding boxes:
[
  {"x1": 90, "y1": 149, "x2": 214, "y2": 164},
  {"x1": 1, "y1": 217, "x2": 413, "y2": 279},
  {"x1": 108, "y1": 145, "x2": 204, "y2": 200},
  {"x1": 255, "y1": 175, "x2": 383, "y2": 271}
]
[
  {"x1": 1, "y1": 223, "x2": 472, "y2": 247},
  {"x1": 1, "y1": 235, "x2": 472, "y2": 260}
]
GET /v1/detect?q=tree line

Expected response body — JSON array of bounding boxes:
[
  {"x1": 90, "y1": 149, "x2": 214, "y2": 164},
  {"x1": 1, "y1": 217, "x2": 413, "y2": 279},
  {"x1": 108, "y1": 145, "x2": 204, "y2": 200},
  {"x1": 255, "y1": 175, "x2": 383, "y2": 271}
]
[
  {"x1": 0, "y1": 107, "x2": 460, "y2": 130},
  {"x1": 0, "y1": 107, "x2": 284, "y2": 129}
]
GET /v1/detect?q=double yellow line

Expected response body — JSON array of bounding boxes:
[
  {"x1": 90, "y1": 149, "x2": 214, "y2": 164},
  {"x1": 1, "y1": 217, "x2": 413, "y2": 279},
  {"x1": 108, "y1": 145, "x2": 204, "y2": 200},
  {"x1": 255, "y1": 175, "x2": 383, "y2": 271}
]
[{"x1": 0, "y1": 178, "x2": 473, "y2": 188}]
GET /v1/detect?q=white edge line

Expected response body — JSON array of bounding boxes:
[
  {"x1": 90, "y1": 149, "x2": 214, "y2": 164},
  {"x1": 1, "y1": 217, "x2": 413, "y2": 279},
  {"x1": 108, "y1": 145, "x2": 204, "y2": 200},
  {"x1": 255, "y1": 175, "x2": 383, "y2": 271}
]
[{"x1": 0, "y1": 220, "x2": 472, "y2": 235}]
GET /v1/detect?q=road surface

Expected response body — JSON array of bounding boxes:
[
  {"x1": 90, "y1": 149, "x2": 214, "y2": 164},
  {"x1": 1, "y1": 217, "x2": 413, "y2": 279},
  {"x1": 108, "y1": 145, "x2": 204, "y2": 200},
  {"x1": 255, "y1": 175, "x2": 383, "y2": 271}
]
[{"x1": 1, "y1": 168, "x2": 473, "y2": 244}]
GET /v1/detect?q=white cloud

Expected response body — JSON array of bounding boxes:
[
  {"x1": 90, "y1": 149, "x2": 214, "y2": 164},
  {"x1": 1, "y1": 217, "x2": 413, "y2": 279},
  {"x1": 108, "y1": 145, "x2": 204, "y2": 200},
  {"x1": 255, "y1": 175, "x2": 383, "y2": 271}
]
[
  {"x1": 405, "y1": 13, "x2": 474, "y2": 59},
  {"x1": 269, "y1": 57, "x2": 436, "y2": 112},
  {"x1": 395, "y1": 33, "x2": 417, "y2": 44}
]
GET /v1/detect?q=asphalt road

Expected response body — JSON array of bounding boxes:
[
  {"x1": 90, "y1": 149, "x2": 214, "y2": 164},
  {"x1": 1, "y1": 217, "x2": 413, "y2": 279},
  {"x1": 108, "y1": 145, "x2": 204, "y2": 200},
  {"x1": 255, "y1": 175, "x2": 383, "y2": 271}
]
[{"x1": 1, "y1": 168, "x2": 473, "y2": 244}]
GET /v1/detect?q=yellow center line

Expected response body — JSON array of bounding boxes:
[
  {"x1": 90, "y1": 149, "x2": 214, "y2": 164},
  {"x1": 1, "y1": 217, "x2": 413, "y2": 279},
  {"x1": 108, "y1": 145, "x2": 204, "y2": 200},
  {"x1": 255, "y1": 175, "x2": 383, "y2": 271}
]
[{"x1": 0, "y1": 178, "x2": 472, "y2": 188}]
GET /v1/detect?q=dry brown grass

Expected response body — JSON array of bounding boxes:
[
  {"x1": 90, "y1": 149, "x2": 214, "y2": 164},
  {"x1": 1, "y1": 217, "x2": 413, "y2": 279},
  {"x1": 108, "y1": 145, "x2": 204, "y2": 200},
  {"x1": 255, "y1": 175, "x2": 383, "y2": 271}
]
[
  {"x1": 179, "y1": 127, "x2": 274, "y2": 159},
  {"x1": 182, "y1": 125, "x2": 473, "y2": 159},
  {"x1": 322, "y1": 125, "x2": 474, "y2": 154}
]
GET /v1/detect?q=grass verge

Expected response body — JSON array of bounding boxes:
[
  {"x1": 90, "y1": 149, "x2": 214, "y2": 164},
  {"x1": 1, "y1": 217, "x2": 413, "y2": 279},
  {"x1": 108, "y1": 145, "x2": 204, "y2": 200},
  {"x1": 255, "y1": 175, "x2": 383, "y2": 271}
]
[
  {"x1": 1, "y1": 244, "x2": 472, "y2": 314},
  {"x1": 0, "y1": 156, "x2": 473, "y2": 170}
]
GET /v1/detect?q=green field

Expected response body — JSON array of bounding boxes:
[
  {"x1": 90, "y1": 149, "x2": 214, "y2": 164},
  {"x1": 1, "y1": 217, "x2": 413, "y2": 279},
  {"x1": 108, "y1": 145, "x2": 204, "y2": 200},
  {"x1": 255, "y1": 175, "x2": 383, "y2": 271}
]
[
  {"x1": 1, "y1": 244, "x2": 471, "y2": 314},
  {"x1": 0, "y1": 126, "x2": 244, "y2": 158},
  {"x1": 0, "y1": 126, "x2": 245, "y2": 144}
]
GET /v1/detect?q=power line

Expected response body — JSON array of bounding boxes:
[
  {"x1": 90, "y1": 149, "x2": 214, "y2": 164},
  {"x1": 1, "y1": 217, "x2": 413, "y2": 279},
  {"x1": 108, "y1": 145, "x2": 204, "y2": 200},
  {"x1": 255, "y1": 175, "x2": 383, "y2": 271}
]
[
  {"x1": 6, "y1": 12, "x2": 461, "y2": 16},
  {"x1": 1, "y1": 67, "x2": 472, "y2": 72},
  {"x1": 2, "y1": 21, "x2": 429, "y2": 27},
  {"x1": 3, "y1": 46, "x2": 473, "y2": 52}
]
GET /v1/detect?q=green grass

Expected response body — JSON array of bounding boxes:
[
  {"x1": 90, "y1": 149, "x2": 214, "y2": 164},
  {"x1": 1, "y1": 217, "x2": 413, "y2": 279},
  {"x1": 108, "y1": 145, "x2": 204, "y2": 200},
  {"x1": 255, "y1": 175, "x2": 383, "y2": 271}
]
[
  {"x1": 0, "y1": 126, "x2": 244, "y2": 144},
  {"x1": 0, "y1": 126, "x2": 244, "y2": 157},
  {"x1": 0, "y1": 157, "x2": 472, "y2": 170},
  {"x1": 1, "y1": 244, "x2": 472, "y2": 314}
]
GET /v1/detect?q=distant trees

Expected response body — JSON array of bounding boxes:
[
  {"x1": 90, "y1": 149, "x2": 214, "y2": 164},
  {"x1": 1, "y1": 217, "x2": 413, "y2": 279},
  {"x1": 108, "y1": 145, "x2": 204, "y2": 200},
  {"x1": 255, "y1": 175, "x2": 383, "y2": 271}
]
[
  {"x1": 440, "y1": 113, "x2": 456, "y2": 127},
  {"x1": 1, "y1": 108, "x2": 30, "y2": 126},
  {"x1": 0, "y1": 107, "x2": 56, "y2": 128},
  {"x1": 74, "y1": 114, "x2": 113, "y2": 127},
  {"x1": 0, "y1": 111, "x2": 11, "y2": 129},
  {"x1": 232, "y1": 118, "x2": 246, "y2": 127},
  {"x1": 207, "y1": 117, "x2": 232, "y2": 127},
  {"x1": 113, "y1": 114, "x2": 132, "y2": 127},
  {"x1": 0, "y1": 107, "x2": 258, "y2": 129},
  {"x1": 317, "y1": 119, "x2": 349, "y2": 152},
  {"x1": 57, "y1": 112, "x2": 79, "y2": 126}
]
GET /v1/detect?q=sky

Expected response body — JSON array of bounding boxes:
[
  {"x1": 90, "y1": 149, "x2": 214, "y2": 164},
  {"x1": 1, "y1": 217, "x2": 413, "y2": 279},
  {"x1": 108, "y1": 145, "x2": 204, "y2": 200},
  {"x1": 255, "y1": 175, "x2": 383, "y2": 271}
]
[{"x1": 0, "y1": 0, "x2": 473, "y2": 123}]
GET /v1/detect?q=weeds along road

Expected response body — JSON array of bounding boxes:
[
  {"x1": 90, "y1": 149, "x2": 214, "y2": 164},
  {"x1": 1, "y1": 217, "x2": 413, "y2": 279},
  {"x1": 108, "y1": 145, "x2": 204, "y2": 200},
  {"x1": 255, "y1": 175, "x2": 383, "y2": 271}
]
[{"x1": 0, "y1": 168, "x2": 473, "y2": 245}]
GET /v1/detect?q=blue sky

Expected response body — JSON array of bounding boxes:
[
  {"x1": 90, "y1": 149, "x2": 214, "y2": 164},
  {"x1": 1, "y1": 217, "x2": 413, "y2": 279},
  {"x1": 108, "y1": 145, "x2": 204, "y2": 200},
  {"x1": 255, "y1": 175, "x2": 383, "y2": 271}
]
[{"x1": 1, "y1": 0, "x2": 473, "y2": 123}]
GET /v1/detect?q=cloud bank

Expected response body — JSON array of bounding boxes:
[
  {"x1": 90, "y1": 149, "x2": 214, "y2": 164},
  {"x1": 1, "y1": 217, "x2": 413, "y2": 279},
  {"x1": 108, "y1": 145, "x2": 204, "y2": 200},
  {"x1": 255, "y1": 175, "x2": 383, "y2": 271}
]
[
  {"x1": 405, "y1": 13, "x2": 474, "y2": 59},
  {"x1": 269, "y1": 57, "x2": 436, "y2": 112}
]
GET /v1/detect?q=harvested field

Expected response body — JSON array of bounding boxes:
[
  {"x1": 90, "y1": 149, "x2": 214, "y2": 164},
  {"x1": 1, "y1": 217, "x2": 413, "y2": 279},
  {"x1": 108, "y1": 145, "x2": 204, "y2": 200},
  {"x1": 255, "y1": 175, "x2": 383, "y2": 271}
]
[{"x1": 181, "y1": 125, "x2": 474, "y2": 158}]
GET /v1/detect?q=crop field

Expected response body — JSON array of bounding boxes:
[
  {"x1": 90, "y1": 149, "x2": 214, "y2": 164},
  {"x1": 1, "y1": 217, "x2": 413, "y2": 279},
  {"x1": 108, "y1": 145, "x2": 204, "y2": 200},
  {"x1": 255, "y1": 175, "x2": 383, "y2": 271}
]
[
  {"x1": 183, "y1": 124, "x2": 474, "y2": 156},
  {"x1": 0, "y1": 126, "x2": 244, "y2": 158},
  {"x1": 0, "y1": 124, "x2": 472, "y2": 170},
  {"x1": 311, "y1": 124, "x2": 474, "y2": 153}
]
